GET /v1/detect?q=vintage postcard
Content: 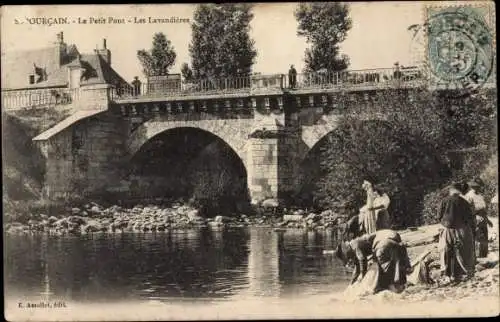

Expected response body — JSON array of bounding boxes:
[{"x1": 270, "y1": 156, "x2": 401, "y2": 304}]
[{"x1": 2, "y1": 2, "x2": 498, "y2": 320}]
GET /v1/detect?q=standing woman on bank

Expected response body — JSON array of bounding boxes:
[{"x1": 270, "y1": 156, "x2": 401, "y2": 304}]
[
  {"x1": 359, "y1": 180, "x2": 376, "y2": 234},
  {"x1": 372, "y1": 184, "x2": 392, "y2": 230},
  {"x1": 465, "y1": 178, "x2": 493, "y2": 258},
  {"x1": 359, "y1": 181, "x2": 391, "y2": 234},
  {"x1": 438, "y1": 181, "x2": 475, "y2": 282}
]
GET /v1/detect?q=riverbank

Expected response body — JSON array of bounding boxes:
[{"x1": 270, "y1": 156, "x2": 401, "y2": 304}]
[
  {"x1": 366, "y1": 217, "x2": 499, "y2": 313},
  {"x1": 3, "y1": 201, "x2": 345, "y2": 236}
]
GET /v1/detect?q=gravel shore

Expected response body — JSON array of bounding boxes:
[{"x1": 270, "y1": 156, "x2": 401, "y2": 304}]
[{"x1": 4, "y1": 202, "x2": 344, "y2": 235}]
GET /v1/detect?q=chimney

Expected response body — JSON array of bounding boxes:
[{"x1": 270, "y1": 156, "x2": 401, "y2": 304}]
[
  {"x1": 57, "y1": 32, "x2": 64, "y2": 44},
  {"x1": 97, "y1": 38, "x2": 111, "y2": 65},
  {"x1": 54, "y1": 31, "x2": 67, "y2": 66}
]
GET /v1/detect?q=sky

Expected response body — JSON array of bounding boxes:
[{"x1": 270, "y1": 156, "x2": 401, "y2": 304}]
[{"x1": 0, "y1": 2, "x2": 462, "y2": 82}]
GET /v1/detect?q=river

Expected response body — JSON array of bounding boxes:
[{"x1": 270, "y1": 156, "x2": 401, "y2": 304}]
[
  {"x1": 4, "y1": 227, "x2": 351, "y2": 304},
  {"x1": 5, "y1": 226, "x2": 498, "y2": 319}
]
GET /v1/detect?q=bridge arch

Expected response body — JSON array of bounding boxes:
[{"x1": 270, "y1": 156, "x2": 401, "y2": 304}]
[
  {"x1": 128, "y1": 119, "x2": 252, "y2": 170},
  {"x1": 127, "y1": 124, "x2": 252, "y2": 214},
  {"x1": 298, "y1": 113, "x2": 389, "y2": 164},
  {"x1": 295, "y1": 119, "x2": 393, "y2": 207}
]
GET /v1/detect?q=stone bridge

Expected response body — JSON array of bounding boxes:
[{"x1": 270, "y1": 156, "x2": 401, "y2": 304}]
[{"x1": 29, "y1": 70, "x2": 426, "y2": 203}]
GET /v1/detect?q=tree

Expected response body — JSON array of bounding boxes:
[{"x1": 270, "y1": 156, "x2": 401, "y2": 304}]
[
  {"x1": 295, "y1": 2, "x2": 352, "y2": 73},
  {"x1": 137, "y1": 32, "x2": 177, "y2": 77},
  {"x1": 188, "y1": 4, "x2": 257, "y2": 80}
]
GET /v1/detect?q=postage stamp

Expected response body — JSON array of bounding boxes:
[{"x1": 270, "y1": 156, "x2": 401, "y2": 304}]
[
  {"x1": 423, "y1": 3, "x2": 496, "y2": 95},
  {"x1": 2, "y1": 2, "x2": 498, "y2": 321}
]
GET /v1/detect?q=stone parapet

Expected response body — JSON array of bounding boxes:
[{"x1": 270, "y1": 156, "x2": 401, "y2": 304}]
[{"x1": 80, "y1": 84, "x2": 112, "y2": 110}]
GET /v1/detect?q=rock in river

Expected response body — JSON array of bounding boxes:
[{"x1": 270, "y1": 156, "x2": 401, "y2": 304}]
[
  {"x1": 283, "y1": 214, "x2": 304, "y2": 222},
  {"x1": 262, "y1": 199, "x2": 279, "y2": 208}
]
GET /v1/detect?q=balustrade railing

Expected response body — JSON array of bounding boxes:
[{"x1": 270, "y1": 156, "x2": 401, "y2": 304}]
[
  {"x1": 112, "y1": 76, "x2": 254, "y2": 100},
  {"x1": 2, "y1": 88, "x2": 80, "y2": 111},
  {"x1": 284, "y1": 67, "x2": 425, "y2": 90},
  {"x1": 111, "y1": 67, "x2": 429, "y2": 101}
]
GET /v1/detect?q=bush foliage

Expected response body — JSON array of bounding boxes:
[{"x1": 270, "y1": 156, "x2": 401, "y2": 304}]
[{"x1": 302, "y1": 88, "x2": 497, "y2": 227}]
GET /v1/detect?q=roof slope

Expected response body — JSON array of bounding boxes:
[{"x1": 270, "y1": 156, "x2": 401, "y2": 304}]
[
  {"x1": 2, "y1": 46, "x2": 130, "y2": 90},
  {"x1": 33, "y1": 109, "x2": 105, "y2": 141},
  {"x1": 1, "y1": 47, "x2": 60, "y2": 89}
]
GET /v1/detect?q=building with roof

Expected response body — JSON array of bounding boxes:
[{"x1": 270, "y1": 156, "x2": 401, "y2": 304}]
[{"x1": 1, "y1": 32, "x2": 131, "y2": 111}]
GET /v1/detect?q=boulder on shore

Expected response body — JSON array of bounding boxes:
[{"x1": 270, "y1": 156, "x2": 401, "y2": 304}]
[
  {"x1": 305, "y1": 213, "x2": 322, "y2": 223},
  {"x1": 293, "y1": 209, "x2": 305, "y2": 216},
  {"x1": 283, "y1": 214, "x2": 304, "y2": 222},
  {"x1": 187, "y1": 209, "x2": 201, "y2": 221},
  {"x1": 81, "y1": 220, "x2": 103, "y2": 233},
  {"x1": 68, "y1": 215, "x2": 87, "y2": 225},
  {"x1": 54, "y1": 218, "x2": 69, "y2": 228},
  {"x1": 89, "y1": 205, "x2": 101, "y2": 215},
  {"x1": 215, "y1": 215, "x2": 231, "y2": 223},
  {"x1": 262, "y1": 199, "x2": 279, "y2": 209},
  {"x1": 209, "y1": 221, "x2": 224, "y2": 229},
  {"x1": 48, "y1": 216, "x2": 59, "y2": 223}
]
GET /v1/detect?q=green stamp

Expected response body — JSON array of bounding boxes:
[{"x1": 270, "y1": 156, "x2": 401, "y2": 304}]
[{"x1": 425, "y1": 5, "x2": 495, "y2": 94}]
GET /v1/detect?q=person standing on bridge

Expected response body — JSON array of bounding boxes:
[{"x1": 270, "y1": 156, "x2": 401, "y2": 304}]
[
  {"x1": 288, "y1": 65, "x2": 297, "y2": 89},
  {"x1": 132, "y1": 76, "x2": 142, "y2": 96}
]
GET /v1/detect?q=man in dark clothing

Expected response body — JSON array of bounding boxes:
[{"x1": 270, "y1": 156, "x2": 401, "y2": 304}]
[
  {"x1": 393, "y1": 62, "x2": 403, "y2": 79},
  {"x1": 132, "y1": 76, "x2": 142, "y2": 96},
  {"x1": 438, "y1": 181, "x2": 475, "y2": 282},
  {"x1": 288, "y1": 65, "x2": 297, "y2": 89}
]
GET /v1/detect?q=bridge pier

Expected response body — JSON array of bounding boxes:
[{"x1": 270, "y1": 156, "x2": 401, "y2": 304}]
[
  {"x1": 247, "y1": 135, "x2": 279, "y2": 203},
  {"x1": 246, "y1": 111, "x2": 302, "y2": 205}
]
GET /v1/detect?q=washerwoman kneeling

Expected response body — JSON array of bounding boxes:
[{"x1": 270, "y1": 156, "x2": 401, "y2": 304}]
[{"x1": 336, "y1": 229, "x2": 412, "y2": 295}]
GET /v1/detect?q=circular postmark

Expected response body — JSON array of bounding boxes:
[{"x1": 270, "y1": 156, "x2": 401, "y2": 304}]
[{"x1": 425, "y1": 6, "x2": 494, "y2": 95}]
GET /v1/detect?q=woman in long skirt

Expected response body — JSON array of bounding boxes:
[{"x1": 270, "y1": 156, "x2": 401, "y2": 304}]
[
  {"x1": 336, "y1": 229, "x2": 412, "y2": 294},
  {"x1": 359, "y1": 181, "x2": 391, "y2": 234},
  {"x1": 464, "y1": 178, "x2": 493, "y2": 258},
  {"x1": 359, "y1": 181, "x2": 377, "y2": 234},
  {"x1": 438, "y1": 181, "x2": 476, "y2": 282}
]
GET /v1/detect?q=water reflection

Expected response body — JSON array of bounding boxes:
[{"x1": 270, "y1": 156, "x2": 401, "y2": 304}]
[
  {"x1": 4, "y1": 228, "x2": 350, "y2": 303},
  {"x1": 245, "y1": 229, "x2": 280, "y2": 297},
  {"x1": 277, "y1": 229, "x2": 349, "y2": 297}
]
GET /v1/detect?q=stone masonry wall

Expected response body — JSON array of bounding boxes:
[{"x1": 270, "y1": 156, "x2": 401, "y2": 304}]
[
  {"x1": 42, "y1": 111, "x2": 129, "y2": 200},
  {"x1": 81, "y1": 113, "x2": 130, "y2": 195},
  {"x1": 277, "y1": 132, "x2": 302, "y2": 201},
  {"x1": 247, "y1": 137, "x2": 278, "y2": 203},
  {"x1": 43, "y1": 127, "x2": 73, "y2": 199},
  {"x1": 79, "y1": 85, "x2": 112, "y2": 110}
]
